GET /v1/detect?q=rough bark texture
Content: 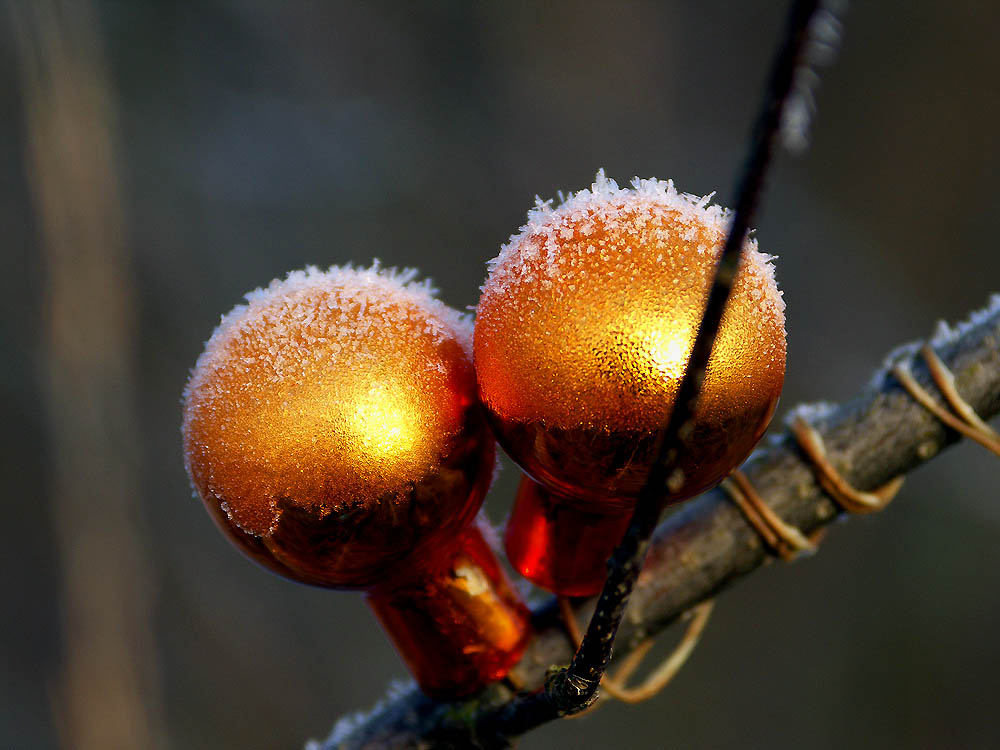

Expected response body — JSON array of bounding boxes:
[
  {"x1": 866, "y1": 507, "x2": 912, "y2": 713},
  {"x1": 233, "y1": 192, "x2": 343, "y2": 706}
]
[{"x1": 310, "y1": 299, "x2": 1000, "y2": 750}]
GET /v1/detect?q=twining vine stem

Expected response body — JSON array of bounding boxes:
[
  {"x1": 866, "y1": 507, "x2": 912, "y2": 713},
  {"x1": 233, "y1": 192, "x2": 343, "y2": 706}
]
[{"x1": 474, "y1": 0, "x2": 825, "y2": 743}]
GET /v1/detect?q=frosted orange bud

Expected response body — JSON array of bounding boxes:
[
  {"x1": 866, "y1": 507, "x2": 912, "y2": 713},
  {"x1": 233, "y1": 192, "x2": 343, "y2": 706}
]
[
  {"x1": 182, "y1": 264, "x2": 530, "y2": 696},
  {"x1": 475, "y1": 171, "x2": 786, "y2": 595}
]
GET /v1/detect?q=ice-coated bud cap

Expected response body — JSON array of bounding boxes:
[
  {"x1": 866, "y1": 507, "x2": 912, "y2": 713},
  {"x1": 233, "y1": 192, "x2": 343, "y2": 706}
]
[{"x1": 183, "y1": 263, "x2": 496, "y2": 588}]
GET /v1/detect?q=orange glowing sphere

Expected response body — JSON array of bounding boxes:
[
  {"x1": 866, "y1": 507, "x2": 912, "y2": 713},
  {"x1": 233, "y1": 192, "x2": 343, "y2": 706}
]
[
  {"x1": 183, "y1": 264, "x2": 496, "y2": 588},
  {"x1": 474, "y1": 172, "x2": 786, "y2": 505}
]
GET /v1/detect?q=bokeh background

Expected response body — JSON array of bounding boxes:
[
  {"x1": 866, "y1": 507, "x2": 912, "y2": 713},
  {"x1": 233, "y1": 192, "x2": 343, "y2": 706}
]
[{"x1": 3, "y1": 1, "x2": 999, "y2": 748}]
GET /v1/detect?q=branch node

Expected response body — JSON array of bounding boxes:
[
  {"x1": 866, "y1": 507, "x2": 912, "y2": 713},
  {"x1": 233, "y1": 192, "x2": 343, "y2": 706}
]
[
  {"x1": 545, "y1": 670, "x2": 598, "y2": 714},
  {"x1": 558, "y1": 595, "x2": 716, "y2": 706}
]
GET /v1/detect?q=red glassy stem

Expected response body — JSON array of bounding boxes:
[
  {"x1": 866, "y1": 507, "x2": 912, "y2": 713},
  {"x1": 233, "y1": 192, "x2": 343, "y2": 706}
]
[
  {"x1": 505, "y1": 477, "x2": 632, "y2": 598},
  {"x1": 367, "y1": 519, "x2": 532, "y2": 698}
]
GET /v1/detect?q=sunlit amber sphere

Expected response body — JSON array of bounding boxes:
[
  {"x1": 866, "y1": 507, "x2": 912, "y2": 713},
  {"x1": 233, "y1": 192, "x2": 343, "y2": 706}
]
[
  {"x1": 474, "y1": 171, "x2": 786, "y2": 505},
  {"x1": 183, "y1": 264, "x2": 495, "y2": 589}
]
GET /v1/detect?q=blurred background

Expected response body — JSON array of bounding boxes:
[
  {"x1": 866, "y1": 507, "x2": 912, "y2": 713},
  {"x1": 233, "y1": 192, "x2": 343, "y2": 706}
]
[{"x1": 2, "y1": 1, "x2": 999, "y2": 748}]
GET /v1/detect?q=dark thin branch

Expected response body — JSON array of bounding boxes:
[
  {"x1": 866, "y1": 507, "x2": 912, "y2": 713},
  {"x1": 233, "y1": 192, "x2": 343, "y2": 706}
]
[
  {"x1": 472, "y1": 0, "x2": 826, "y2": 742},
  {"x1": 311, "y1": 301, "x2": 1000, "y2": 750}
]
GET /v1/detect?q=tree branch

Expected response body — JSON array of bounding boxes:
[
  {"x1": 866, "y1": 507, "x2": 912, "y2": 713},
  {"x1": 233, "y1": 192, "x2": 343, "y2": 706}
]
[{"x1": 309, "y1": 297, "x2": 1000, "y2": 750}]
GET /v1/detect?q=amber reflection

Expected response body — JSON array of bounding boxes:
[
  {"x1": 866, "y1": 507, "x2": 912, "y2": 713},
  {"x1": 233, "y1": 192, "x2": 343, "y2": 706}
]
[
  {"x1": 505, "y1": 477, "x2": 632, "y2": 597},
  {"x1": 367, "y1": 520, "x2": 531, "y2": 697},
  {"x1": 476, "y1": 178, "x2": 787, "y2": 596},
  {"x1": 183, "y1": 267, "x2": 531, "y2": 697}
]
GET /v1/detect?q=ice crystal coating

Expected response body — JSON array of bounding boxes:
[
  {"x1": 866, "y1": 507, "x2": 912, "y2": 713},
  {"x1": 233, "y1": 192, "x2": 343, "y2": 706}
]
[
  {"x1": 929, "y1": 294, "x2": 1000, "y2": 348},
  {"x1": 182, "y1": 262, "x2": 481, "y2": 541},
  {"x1": 870, "y1": 293, "x2": 1000, "y2": 390},
  {"x1": 785, "y1": 401, "x2": 838, "y2": 428},
  {"x1": 475, "y1": 171, "x2": 787, "y2": 503},
  {"x1": 484, "y1": 169, "x2": 784, "y2": 328}
]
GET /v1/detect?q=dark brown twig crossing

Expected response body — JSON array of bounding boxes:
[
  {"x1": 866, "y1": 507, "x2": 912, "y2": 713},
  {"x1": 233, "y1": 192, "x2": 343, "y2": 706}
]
[{"x1": 474, "y1": 0, "x2": 826, "y2": 743}]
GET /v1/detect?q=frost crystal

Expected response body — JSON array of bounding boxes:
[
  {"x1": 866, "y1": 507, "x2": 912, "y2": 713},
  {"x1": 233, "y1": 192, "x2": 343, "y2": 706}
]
[{"x1": 482, "y1": 169, "x2": 785, "y2": 322}]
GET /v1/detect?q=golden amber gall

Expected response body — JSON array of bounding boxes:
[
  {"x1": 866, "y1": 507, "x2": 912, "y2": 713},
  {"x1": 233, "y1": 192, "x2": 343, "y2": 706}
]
[
  {"x1": 182, "y1": 264, "x2": 496, "y2": 589},
  {"x1": 474, "y1": 171, "x2": 786, "y2": 505}
]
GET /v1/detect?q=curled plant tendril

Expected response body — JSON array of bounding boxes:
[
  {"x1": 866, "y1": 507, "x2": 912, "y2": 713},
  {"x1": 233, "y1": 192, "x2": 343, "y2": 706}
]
[{"x1": 892, "y1": 344, "x2": 1000, "y2": 457}]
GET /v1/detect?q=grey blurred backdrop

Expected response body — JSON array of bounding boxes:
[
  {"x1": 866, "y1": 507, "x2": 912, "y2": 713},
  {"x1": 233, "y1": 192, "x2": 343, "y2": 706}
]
[{"x1": 2, "y1": 1, "x2": 999, "y2": 749}]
